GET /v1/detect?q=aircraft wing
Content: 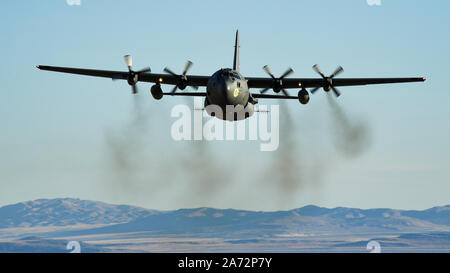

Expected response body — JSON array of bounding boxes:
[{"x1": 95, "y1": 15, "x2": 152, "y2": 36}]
[
  {"x1": 246, "y1": 77, "x2": 426, "y2": 89},
  {"x1": 36, "y1": 65, "x2": 210, "y2": 87},
  {"x1": 37, "y1": 65, "x2": 426, "y2": 99}
]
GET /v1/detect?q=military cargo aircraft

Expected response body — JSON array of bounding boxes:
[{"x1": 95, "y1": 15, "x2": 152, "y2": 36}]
[{"x1": 37, "y1": 30, "x2": 425, "y2": 120}]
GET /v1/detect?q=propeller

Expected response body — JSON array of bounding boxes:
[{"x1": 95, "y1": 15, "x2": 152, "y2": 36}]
[
  {"x1": 311, "y1": 64, "x2": 344, "y2": 97},
  {"x1": 260, "y1": 65, "x2": 294, "y2": 97},
  {"x1": 164, "y1": 61, "x2": 199, "y2": 93},
  {"x1": 122, "y1": 55, "x2": 151, "y2": 94}
]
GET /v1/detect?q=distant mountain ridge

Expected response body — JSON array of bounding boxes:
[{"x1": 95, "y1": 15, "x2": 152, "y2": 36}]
[
  {"x1": 0, "y1": 198, "x2": 157, "y2": 228},
  {"x1": 1, "y1": 198, "x2": 449, "y2": 238}
]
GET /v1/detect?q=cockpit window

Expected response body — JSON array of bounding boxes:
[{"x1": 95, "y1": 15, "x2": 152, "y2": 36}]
[{"x1": 219, "y1": 69, "x2": 240, "y2": 80}]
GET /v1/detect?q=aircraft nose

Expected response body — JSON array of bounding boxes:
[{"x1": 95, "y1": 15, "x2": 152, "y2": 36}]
[
  {"x1": 223, "y1": 79, "x2": 240, "y2": 105},
  {"x1": 218, "y1": 78, "x2": 229, "y2": 94}
]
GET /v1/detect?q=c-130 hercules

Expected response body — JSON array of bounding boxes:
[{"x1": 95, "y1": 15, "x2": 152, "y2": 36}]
[{"x1": 37, "y1": 30, "x2": 425, "y2": 121}]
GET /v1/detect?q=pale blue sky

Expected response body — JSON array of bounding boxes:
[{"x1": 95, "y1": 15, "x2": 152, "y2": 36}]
[{"x1": 0, "y1": 0, "x2": 449, "y2": 211}]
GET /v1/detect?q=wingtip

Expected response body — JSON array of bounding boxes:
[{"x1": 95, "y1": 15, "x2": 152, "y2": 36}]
[
  {"x1": 422, "y1": 77, "x2": 427, "y2": 81},
  {"x1": 36, "y1": 65, "x2": 41, "y2": 69}
]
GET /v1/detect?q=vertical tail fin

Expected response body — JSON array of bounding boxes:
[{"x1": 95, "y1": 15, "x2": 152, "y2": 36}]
[{"x1": 233, "y1": 30, "x2": 239, "y2": 72}]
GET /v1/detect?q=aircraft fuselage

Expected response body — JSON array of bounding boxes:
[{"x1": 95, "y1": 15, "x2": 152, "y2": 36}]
[{"x1": 205, "y1": 68, "x2": 254, "y2": 120}]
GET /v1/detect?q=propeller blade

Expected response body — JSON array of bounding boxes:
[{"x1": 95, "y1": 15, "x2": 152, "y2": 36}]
[
  {"x1": 171, "y1": 85, "x2": 178, "y2": 93},
  {"x1": 124, "y1": 55, "x2": 132, "y2": 69},
  {"x1": 311, "y1": 65, "x2": 344, "y2": 97},
  {"x1": 311, "y1": 86, "x2": 321, "y2": 94},
  {"x1": 330, "y1": 66, "x2": 344, "y2": 78},
  {"x1": 137, "y1": 67, "x2": 151, "y2": 74},
  {"x1": 263, "y1": 65, "x2": 276, "y2": 79},
  {"x1": 280, "y1": 68, "x2": 294, "y2": 79},
  {"x1": 182, "y1": 61, "x2": 193, "y2": 76},
  {"x1": 191, "y1": 85, "x2": 199, "y2": 91},
  {"x1": 281, "y1": 89, "x2": 289, "y2": 97},
  {"x1": 331, "y1": 86, "x2": 341, "y2": 97},
  {"x1": 164, "y1": 67, "x2": 178, "y2": 77},
  {"x1": 313, "y1": 64, "x2": 326, "y2": 79},
  {"x1": 132, "y1": 85, "x2": 138, "y2": 94},
  {"x1": 260, "y1": 87, "x2": 270, "y2": 94}
]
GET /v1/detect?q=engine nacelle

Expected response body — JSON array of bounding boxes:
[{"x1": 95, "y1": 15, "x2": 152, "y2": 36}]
[
  {"x1": 150, "y1": 84, "x2": 163, "y2": 100},
  {"x1": 127, "y1": 73, "x2": 138, "y2": 86},
  {"x1": 298, "y1": 88, "x2": 310, "y2": 104},
  {"x1": 177, "y1": 80, "x2": 188, "y2": 90}
]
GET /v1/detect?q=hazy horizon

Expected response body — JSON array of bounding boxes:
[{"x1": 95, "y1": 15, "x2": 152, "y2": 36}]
[
  {"x1": 1, "y1": 0, "x2": 449, "y2": 211},
  {"x1": 2, "y1": 197, "x2": 450, "y2": 212}
]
